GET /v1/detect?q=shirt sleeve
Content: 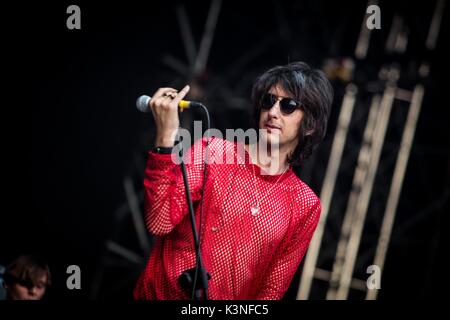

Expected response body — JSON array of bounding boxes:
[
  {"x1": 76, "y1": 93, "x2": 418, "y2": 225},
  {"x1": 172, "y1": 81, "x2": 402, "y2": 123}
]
[
  {"x1": 255, "y1": 198, "x2": 321, "y2": 299},
  {"x1": 143, "y1": 137, "x2": 209, "y2": 236}
]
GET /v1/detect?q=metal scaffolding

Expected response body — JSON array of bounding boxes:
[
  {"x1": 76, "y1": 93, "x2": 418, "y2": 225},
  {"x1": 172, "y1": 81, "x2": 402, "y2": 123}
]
[{"x1": 297, "y1": 0, "x2": 443, "y2": 300}]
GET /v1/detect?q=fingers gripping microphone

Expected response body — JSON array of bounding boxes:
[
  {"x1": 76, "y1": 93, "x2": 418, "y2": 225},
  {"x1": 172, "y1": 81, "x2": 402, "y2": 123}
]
[{"x1": 136, "y1": 95, "x2": 203, "y2": 112}]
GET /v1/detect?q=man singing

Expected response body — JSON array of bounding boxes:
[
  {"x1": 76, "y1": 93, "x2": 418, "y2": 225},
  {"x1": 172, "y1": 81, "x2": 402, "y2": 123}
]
[{"x1": 134, "y1": 61, "x2": 333, "y2": 299}]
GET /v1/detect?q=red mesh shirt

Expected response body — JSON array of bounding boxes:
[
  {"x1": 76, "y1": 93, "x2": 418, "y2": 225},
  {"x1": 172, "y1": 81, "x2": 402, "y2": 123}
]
[{"x1": 133, "y1": 137, "x2": 321, "y2": 300}]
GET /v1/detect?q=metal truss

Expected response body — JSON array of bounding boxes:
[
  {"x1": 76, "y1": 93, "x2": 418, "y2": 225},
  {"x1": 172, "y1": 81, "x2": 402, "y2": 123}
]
[{"x1": 297, "y1": 0, "x2": 445, "y2": 300}]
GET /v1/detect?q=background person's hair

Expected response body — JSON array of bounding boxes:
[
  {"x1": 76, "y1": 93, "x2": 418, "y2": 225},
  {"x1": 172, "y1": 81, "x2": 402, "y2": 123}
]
[
  {"x1": 3, "y1": 255, "x2": 51, "y2": 288},
  {"x1": 251, "y1": 61, "x2": 333, "y2": 165}
]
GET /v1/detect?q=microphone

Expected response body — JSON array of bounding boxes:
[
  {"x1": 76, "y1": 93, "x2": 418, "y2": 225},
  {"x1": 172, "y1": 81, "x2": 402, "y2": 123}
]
[{"x1": 136, "y1": 95, "x2": 203, "y2": 112}]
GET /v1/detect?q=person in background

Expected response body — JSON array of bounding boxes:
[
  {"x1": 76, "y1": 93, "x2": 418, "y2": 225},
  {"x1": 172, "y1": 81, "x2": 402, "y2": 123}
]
[{"x1": 2, "y1": 255, "x2": 51, "y2": 300}]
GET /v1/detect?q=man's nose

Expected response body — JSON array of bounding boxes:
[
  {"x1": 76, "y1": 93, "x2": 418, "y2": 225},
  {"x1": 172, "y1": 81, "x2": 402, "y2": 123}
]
[
  {"x1": 267, "y1": 100, "x2": 281, "y2": 117},
  {"x1": 28, "y1": 286, "x2": 38, "y2": 296}
]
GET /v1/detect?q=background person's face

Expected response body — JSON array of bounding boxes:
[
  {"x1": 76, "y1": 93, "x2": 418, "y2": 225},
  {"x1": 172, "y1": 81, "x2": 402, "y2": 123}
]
[
  {"x1": 6, "y1": 275, "x2": 48, "y2": 300},
  {"x1": 258, "y1": 85, "x2": 304, "y2": 153}
]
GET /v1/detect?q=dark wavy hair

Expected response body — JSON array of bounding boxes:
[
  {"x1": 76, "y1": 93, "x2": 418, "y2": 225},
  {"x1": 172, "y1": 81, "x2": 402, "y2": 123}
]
[
  {"x1": 3, "y1": 255, "x2": 51, "y2": 288},
  {"x1": 251, "y1": 61, "x2": 333, "y2": 165}
]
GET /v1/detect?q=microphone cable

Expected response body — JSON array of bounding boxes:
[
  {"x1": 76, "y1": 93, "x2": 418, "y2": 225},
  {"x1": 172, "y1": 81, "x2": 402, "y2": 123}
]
[
  {"x1": 179, "y1": 103, "x2": 211, "y2": 300},
  {"x1": 191, "y1": 103, "x2": 210, "y2": 300}
]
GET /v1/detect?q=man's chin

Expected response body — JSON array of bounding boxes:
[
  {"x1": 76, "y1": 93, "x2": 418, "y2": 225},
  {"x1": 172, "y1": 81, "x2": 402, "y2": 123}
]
[{"x1": 260, "y1": 130, "x2": 281, "y2": 146}]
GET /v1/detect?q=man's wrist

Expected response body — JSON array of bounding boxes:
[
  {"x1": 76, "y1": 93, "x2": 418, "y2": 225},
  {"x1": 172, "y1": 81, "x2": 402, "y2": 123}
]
[
  {"x1": 152, "y1": 146, "x2": 175, "y2": 154},
  {"x1": 154, "y1": 140, "x2": 175, "y2": 148},
  {"x1": 152, "y1": 140, "x2": 180, "y2": 154},
  {"x1": 155, "y1": 130, "x2": 178, "y2": 147}
]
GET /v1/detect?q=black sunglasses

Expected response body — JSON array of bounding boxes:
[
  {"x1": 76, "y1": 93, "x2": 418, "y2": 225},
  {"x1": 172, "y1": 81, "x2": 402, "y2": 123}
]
[{"x1": 260, "y1": 93, "x2": 302, "y2": 115}]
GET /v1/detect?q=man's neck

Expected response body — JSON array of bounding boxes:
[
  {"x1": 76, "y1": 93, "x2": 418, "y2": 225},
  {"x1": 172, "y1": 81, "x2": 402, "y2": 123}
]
[{"x1": 245, "y1": 143, "x2": 292, "y2": 175}]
